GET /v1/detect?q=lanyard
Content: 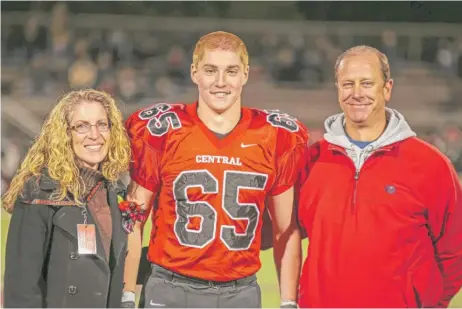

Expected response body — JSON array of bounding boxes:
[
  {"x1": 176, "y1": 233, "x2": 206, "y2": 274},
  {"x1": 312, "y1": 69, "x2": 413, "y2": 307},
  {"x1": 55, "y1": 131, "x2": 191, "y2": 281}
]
[{"x1": 81, "y1": 181, "x2": 104, "y2": 225}]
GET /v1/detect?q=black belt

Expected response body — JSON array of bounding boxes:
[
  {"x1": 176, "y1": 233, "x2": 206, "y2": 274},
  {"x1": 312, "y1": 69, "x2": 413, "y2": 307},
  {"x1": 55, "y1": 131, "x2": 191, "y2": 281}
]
[{"x1": 151, "y1": 264, "x2": 256, "y2": 288}]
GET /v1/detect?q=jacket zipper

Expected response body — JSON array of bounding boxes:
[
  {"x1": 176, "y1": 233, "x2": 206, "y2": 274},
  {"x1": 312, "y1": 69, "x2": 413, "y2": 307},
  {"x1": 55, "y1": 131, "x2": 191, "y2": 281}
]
[
  {"x1": 352, "y1": 169, "x2": 360, "y2": 214},
  {"x1": 351, "y1": 149, "x2": 366, "y2": 214},
  {"x1": 329, "y1": 146, "x2": 363, "y2": 214}
]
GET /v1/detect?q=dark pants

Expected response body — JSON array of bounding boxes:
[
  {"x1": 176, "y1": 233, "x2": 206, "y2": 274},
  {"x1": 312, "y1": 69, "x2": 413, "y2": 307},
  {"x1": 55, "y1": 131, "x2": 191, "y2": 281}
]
[{"x1": 140, "y1": 264, "x2": 262, "y2": 308}]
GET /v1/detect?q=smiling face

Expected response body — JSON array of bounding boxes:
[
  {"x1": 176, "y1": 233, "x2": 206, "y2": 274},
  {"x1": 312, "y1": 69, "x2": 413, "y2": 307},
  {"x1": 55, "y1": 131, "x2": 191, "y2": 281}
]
[
  {"x1": 190, "y1": 31, "x2": 249, "y2": 115},
  {"x1": 68, "y1": 101, "x2": 111, "y2": 170},
  {"x1": 336, "y1": 52, "x2": 393, "y2": 127},
  {"x1": 191, "y1": 48, "x2": 249, "y2": 114}
]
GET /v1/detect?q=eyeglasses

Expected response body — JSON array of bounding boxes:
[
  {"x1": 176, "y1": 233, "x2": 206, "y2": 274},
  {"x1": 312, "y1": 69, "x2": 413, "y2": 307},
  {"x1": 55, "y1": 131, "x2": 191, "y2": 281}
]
[{"x1": 69, "y1": 122, "x2": 111, "y2": 134}]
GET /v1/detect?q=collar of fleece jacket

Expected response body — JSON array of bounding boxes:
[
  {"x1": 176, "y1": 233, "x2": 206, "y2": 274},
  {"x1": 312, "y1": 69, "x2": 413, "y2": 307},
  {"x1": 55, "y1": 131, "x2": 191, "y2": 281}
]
[{"x1": 323, "y1": 108, "x2": 416, "y2": 170}]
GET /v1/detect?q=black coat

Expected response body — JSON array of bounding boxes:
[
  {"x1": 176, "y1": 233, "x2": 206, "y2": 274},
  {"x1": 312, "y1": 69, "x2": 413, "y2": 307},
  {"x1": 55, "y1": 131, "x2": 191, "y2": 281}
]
[{"x1": 3, "y1": 172, "x2": 128, "y2": 308}]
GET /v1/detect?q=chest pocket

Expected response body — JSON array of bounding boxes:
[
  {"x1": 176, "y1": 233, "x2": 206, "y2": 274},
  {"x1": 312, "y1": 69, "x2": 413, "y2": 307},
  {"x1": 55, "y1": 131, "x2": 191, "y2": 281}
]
[{"x1": 359, "y1": 177, "x2": 426, "y2": 223}]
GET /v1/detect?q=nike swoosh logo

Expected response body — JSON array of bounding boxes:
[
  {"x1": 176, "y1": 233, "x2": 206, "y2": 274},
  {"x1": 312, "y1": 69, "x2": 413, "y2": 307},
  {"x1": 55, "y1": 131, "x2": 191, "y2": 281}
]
[
  {"x1": 149, "y1": 301, "x2": 166, "y2": 307},
  {"x1": 241, "y1": 142, "x2": 257, "y2": 148}
]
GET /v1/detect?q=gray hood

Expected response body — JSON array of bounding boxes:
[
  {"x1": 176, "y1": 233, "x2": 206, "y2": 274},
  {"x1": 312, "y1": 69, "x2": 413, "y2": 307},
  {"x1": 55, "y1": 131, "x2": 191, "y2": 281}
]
[{"x1": 323, "y1": 108, "x2": 416, "y2": 171}]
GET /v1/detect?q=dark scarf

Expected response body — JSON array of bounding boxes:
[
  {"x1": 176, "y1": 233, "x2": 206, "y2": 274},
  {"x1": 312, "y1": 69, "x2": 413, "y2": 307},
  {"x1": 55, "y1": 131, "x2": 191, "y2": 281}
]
[
  {"x1": 79, "y1": 167, "x2": 113, "y2": 260},
  {"x1": 79, "y1": 167, "x2": 105, "y2": 198}
]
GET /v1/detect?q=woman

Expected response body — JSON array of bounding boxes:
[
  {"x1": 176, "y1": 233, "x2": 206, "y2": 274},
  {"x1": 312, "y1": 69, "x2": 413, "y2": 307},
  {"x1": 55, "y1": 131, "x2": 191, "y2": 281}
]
[{"x1": 2, "y1": 89, "x2": 131, "y2": 308}]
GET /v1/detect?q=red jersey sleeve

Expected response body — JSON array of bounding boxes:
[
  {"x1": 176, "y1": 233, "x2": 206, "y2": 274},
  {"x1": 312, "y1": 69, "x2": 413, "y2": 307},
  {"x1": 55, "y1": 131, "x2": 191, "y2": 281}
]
[
  {"x1": 125, "y1": 107, "x2": 164, "y2": 193},
  {"x1": 269, "y1": 119, "x2": 310, "y2": 196}
]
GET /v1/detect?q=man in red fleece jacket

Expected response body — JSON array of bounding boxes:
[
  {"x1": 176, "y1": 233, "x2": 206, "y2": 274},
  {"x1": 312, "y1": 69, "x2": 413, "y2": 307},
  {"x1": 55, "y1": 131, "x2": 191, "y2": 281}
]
[{"x1": 298, "y1": 45, "x2": 462, "y2": 308}]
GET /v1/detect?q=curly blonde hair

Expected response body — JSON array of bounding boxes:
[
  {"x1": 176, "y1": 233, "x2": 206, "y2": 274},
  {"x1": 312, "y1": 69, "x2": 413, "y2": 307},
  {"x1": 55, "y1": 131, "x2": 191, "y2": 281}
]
[{"x1": 2, "y1": 89, "x2": 131, "y2": 213}]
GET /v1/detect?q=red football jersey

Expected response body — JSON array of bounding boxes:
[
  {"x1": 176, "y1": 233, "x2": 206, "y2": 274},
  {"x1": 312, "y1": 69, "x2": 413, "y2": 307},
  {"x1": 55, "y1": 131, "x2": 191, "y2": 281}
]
[{"x1": 126, "y1": 101, "x2": 308, "y2": 281}]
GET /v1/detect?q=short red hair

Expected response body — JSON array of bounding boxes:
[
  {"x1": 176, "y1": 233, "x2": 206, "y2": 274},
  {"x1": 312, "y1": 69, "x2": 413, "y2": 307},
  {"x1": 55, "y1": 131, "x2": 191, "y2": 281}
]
[{"x1": 192, "y1": 31, "x2": 249, "y2": 67}]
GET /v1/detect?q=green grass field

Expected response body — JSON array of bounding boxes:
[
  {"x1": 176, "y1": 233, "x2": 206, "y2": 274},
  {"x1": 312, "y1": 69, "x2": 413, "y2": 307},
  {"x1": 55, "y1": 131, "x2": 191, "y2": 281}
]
[{"x1": 1, "y1": 210, "x2": 462, "y2": 307}]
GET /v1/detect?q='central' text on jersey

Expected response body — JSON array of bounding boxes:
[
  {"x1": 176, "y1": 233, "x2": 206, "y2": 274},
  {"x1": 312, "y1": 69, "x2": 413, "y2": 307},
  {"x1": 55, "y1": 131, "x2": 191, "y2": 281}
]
[{"x1": 196, "y1": 155, "x2": 242, "y2": 166}]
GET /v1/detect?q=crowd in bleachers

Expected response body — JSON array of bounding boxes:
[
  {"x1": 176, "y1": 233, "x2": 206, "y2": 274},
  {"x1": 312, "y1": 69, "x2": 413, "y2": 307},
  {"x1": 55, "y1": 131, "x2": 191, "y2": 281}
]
[
  {"x1": 3, "y1": 3, "x2": 462, "y2": 103},
  {"x1": 2, "y1": 3, "x2": 337, "y2": 101}
]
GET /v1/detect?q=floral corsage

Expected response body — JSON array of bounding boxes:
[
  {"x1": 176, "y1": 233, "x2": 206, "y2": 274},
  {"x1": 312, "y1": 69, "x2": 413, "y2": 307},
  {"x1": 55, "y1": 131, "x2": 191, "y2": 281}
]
[{"x1": 118, "y1": 195, "x2": 146, "y2": 233}]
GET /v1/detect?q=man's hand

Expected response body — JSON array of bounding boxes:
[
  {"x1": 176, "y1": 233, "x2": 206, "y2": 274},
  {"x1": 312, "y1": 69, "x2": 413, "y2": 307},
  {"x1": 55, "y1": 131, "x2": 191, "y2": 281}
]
[{"x1": 121, "y1": 291, "x2": 136, "y2": 308}]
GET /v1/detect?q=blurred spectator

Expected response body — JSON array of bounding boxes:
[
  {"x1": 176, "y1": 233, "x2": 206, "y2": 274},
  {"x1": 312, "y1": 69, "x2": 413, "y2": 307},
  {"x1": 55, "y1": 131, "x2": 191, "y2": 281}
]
[
  {"x1": 154, "y1": 76, "x2": 181, "y2": 99},
  {"x1": 115, "y1": 65, "x2": 143, "y2": 103},
  {"x1": 437, "y1": 38, "x2": 457, "y2": 76},
  {"x1": 300, "y1": 40, "x2": 324, "y2": 85},
  {"x1": 29, "y1": 52, "x2": 53, "y2": 95},
  {"x1": 3, "y1": 25, "x2": 22, "y2": 57},
  {"x1": 275, "y1": 46, "x2": 299, "y2": 82},
  {"x1": 313, "y1": 36, "x2": 336, "y2": 82},
  {"x1": 96, "y1": 50, "x2": 115, "y2": 76},
  {"x1": 97, "y1": 75, "x2": 117, "y2": 95},
  {"x1": 86, "y1": 29, "x2": 108, "y2": 60},
  {"x1": 68, "y1": 56, "x2": 98, "y2": 89},
  {"x1": 381, "y1": 31, "x2": 397, "y2": 57},
  {"x1": 74, "y1": 37, "x2": 89, "y2": 59},
  {"x1": 67, "y1": 37, "x2": 99, "y2": 90},
  {"x1": 51, "y1": 2, "x2": 70, "y2": 28},
  {"x1": 95, "y1": 50, "x2": 117, "y2": 93},
  {"x1": 133, "y1": 32, "x2": 159, "y2": 62},
  {"x1": 260, "y1": 33, "x2": 279, "y2": 68},
  {"x1": 48, "y1": 30, "x2": 73, "y2": 75},
  {"x1": 48, "y1": 3, "x2": 73, "y2": 83},
  {"x1": 166, "y1": 45, "x2": 188, "y2": 84},
  {"x1": 457, "y1": 40, "x2": 462, "y2": 79},
  {"x1": 381, "y1": 30, "x2": 398, "y2": 70},
  {"x1": 1, "y1": 137, "x2": 23, "y2": 195},
  {"x1": 108, "y1": 30, "x2": 132, "y2": 63},
  {"x1": 23, "y1": 14, "x2": 48, "y2": 60}
]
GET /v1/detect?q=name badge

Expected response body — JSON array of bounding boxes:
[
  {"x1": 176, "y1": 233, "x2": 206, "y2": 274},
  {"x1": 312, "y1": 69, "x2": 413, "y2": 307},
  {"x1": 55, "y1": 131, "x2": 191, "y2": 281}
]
[{"x1": 77, "y1": 224, "x2": 97, "y2": 255}]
